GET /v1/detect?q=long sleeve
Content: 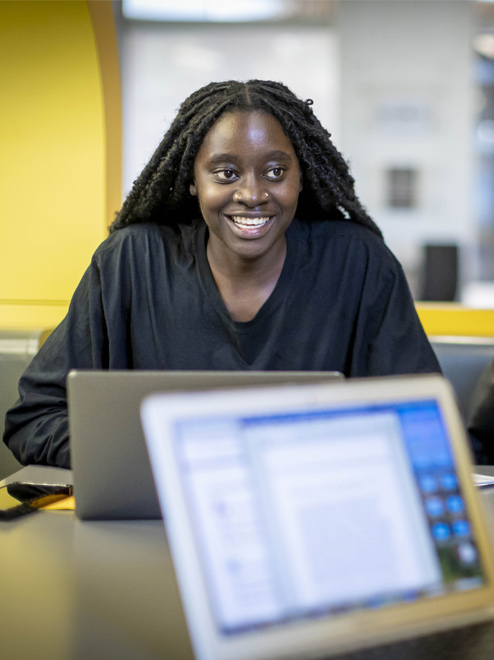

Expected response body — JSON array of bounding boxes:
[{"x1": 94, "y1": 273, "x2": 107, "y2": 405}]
[
  {"x1": 2, "y1": 222, "x2": 186, "y2": 468},
  {"x1": 3, "y1": 259, "x2": 108, "y2": 468}
]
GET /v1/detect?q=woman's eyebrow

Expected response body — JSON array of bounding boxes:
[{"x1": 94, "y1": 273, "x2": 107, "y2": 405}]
[
  {"x1": 207, "y1": 153, "x2": 238, "y2": 165},
  {"x1": 264, "y1": 150, "x2": 293, "y2": 162},
  {"x1": 207, "y1": 150, "x2": 293, "y2": 165}
]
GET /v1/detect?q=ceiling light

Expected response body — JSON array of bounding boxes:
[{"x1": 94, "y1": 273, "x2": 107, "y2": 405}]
[{"x1": 123, "y1": 0, "x2": 284, "y2": 22}]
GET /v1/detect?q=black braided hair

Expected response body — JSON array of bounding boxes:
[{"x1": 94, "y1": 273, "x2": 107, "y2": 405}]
[{"x1": 110, "y1": 80, "x2": 382, "y2": 237}]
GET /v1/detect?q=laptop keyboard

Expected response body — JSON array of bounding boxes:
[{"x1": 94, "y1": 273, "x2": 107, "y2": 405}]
[{"x1": 330, "y1": 620, "x2": 494, "y2": 660}]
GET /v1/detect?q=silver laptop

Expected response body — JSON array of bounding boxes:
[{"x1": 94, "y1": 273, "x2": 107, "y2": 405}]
[
  {"x1": 140, "y1": 374, "x2": 494, "y2": 660},
  {"x1": 67, "y1": 370, "x2": 342, "y2": 520}
]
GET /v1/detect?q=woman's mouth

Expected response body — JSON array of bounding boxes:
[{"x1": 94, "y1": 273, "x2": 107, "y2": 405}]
[{"x1": 230, "y1": 215, "x2": 272, "y2": 229}]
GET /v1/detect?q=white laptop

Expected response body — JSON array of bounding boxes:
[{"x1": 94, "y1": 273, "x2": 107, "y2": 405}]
[
  {"x1": 68, "y1": 370, "x2": 342, "y2": 520},
  {"x1": 140, "y1": 374, "x2": 494, "y2": 660}
]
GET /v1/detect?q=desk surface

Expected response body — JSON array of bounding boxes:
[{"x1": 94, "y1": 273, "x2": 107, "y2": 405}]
[
  {"x1": 0, "y1": 510, "x2": 194, "y2": 660},
  {"x1": 3, "y1": 469, "x2": 494, "y2": 660}
]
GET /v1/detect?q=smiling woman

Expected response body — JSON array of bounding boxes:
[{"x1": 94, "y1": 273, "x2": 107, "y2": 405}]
[
  {"x1": 3, "y1": 80, "x2": 441, "y2": 469},
  {"x1": 190, "y1": 111, "x2": 302, "y2": 320}
]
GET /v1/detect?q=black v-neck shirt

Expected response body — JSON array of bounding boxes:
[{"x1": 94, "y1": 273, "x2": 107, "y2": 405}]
[
  {"x1": 4, "y1": 217, "x2": 440, "y2": 467},
  {"x1": 196, "y1": 219, "x2": 303, "y2": 366}
]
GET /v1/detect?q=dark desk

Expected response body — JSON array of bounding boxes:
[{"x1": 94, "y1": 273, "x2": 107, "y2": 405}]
[{"x1": 2, "y1": 468, "x2": 494, "y2": 660}]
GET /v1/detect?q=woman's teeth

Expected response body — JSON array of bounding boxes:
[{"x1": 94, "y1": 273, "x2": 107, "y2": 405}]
[{"x1": 231, "y1": 216, "x2": 270, "y2": 228}]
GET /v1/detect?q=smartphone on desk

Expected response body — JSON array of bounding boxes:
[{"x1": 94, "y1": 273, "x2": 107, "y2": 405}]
[{"x1": 0, "y1": 482, "x2": 72, "y2": 520}]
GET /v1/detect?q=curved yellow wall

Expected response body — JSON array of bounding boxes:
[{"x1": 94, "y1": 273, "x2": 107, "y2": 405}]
[{"x1": 0, "y1": 0, "x2": 120, "y2": 329}]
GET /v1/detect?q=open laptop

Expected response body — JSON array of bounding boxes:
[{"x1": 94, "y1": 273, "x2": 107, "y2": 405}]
[
  {"x1": 140, "y1": 374, "x2": 494, "y2": 660},
  {"x1": 68, "y1": 370, "x2": 342, "y2": 520}
]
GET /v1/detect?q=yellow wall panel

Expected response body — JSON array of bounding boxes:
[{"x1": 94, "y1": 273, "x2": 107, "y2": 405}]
[
  {"x1": 0, "y1": 303, "x2": 68, "y2": 332},
  {"x1": 0, "y1": 1, "x2": 108, "y2": 314},
  {"x1": 416, "y1": 304, "x2": 494, "y2": 339}
]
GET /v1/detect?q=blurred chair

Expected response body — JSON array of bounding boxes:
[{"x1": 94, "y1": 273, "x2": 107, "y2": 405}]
[
  {"x1": 420, "y1": 244, "x2": 458, "y2": 301},
  {"x1": 431, "y1": 339, "x2": 494, "y2": 422}
]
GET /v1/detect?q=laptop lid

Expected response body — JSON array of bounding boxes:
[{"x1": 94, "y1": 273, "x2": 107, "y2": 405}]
[
  {"x1": 140, "y1": 374, "x2": 494, "y2": 660},
  {"x1": 68, "y1": 370, "x2": 342, "y2": 520}
]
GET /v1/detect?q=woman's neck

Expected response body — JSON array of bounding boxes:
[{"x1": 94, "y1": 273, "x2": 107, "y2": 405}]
[{"x1": 206, "y1": 238, "x2": 287, "y2": 322}]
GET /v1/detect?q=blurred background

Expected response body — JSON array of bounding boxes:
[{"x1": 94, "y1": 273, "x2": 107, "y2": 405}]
[
  {"x1": 2, "y1": 0, "x2": 494, "y2": 327},
  {"x1": 115, "y1": 0, "x2": 494, "y2": 304}
]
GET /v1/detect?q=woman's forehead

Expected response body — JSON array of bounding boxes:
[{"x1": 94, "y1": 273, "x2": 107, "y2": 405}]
[{"x1": 196, "y1": 110, "x2": 297, "y2": 161}]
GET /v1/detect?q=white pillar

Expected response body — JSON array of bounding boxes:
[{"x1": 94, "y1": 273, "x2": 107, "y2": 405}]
[{"x1": 337, "y1": 0, "x2": 475, "y2": 294}]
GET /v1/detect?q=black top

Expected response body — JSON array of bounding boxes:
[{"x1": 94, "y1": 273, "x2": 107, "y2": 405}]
[{"x1": 3, "y1": 217, "x2": 440, "y2": 468}]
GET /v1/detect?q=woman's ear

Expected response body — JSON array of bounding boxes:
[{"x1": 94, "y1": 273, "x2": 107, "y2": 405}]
[{"x1": 189, "y1": 181, "x2": 197, "y2": 196}]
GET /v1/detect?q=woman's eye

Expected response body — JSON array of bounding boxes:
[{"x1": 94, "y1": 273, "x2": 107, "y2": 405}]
[
  {"x1": 214, "y1": 169, "x2": 238, "y2": 182},
  {"x1": 266, "y1": 167, "x2": 285, "y2": 181}
]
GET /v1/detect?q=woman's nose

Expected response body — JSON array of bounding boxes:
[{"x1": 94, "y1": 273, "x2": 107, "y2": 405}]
[{"x1": 235, "y1": 176, "x2": 268, "y2": 206}]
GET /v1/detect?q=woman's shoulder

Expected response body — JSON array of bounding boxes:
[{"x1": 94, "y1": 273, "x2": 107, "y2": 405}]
[
  {"x1": 291, "y1": 217, "x2": 394, "y2": 261},
  {"x1": 91, "y1": 221, "x2": 200, "y2": 262}
]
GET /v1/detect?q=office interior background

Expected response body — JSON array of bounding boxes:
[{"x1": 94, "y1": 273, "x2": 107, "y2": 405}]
[
  {"x1": 115, "y1": 0, "x2": 494, "y2": 305},
  {"x1": 2, "y1": 0, "x2": 494, "y2": 327}
]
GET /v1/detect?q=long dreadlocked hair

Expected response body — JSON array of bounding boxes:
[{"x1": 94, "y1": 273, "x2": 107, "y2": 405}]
[{"x1": 110, "y1": 80, "x2": 382, "y2": 237}]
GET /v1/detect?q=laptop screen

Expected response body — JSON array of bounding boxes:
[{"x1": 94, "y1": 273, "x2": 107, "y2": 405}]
[{"x1": 171, "y1": 399, "x2": 486, "y2": 635}]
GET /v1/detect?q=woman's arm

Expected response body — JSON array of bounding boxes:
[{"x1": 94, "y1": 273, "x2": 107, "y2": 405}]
[{"x1": 3, "y1": 260, "x2": 108, "y2": 468}]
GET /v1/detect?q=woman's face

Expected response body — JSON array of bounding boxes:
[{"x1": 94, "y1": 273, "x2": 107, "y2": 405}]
[{"x1": 190, "y1": 110, "x2": 302, "y2": 265}]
